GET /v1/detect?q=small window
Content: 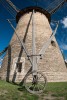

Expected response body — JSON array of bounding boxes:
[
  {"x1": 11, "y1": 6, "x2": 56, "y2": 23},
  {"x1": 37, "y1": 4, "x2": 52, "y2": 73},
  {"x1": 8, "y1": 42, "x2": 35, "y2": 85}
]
[
  {"x1": 51, "y1": 40, "x2": 56, "y2": 47},
  {"x1": 16, "y1": 62, "x2": 22, "y2": 72}
]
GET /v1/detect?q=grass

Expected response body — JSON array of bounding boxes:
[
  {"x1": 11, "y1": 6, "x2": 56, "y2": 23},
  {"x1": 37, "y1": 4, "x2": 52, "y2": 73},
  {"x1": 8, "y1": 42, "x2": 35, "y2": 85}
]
[
  {"x1": 0, "y1": 80, "x2": 67, "y2": 100},
  {"x1": 44, "y1": 82, "x2": 67, "y2": 100},
  {"x1": 0, "y1": 80, "x2": 38, "y2": 100}
]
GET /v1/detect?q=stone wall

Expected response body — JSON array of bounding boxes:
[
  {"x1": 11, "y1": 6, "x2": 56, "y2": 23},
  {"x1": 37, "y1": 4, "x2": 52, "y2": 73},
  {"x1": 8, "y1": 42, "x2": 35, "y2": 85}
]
[{"x1": 0, "y1": 11, "x2": 67, "y2": 82}]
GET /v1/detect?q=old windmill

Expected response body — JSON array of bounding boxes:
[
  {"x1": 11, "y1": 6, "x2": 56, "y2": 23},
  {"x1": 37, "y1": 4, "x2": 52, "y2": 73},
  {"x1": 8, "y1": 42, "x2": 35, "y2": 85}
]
[{"x1": 0, "y1": 0, "x2": 67, "y2": 94}]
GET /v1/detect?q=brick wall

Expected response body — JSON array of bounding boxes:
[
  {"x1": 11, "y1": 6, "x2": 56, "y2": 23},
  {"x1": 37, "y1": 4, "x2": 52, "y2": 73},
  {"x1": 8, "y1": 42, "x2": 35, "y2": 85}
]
[{"x1": 0, "y1": 12, "x2": 67, "y2": 82}]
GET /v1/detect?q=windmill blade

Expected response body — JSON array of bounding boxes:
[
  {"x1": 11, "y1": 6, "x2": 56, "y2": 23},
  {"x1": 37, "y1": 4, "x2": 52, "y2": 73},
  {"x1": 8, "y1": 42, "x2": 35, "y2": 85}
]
[
  {"x1": 0, "y1": 0, "x2": 16, "y2": 18},
  {"x1": 46, "y1": 0, "x2": 66, "y2": 14},
  {"x1": 0, "y1": 0, "x2": 20, "y2": 18},
  {"x1": 6, "y1": 0, "x2": 19, "y2": 12}
]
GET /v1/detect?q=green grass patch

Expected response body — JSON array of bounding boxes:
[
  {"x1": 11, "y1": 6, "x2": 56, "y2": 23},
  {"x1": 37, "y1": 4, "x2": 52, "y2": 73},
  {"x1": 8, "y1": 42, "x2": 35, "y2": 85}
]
[
  {"x1": 0, "y1": 80, "x2": 67, "y2": 100},
  {"x1": 45, "y1": 82, "x2": 67, "y2": 99},
  {"x1": 0, "y1": 80, "x2": 38, "y2": 100}
]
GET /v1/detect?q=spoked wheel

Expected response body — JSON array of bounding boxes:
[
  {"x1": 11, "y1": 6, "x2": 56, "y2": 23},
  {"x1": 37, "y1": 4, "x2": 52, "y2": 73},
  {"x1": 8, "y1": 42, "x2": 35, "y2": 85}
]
[{"x1": 24, "y1": 71, "x2": 47, "y2": 94}]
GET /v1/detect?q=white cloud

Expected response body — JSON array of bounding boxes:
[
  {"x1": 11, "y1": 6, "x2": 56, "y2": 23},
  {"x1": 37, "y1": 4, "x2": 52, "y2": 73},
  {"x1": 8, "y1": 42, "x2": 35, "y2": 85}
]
[
  {"x1": 61, "y1": 16, "x2": 67, "y2": 28},
  {"x1": 65, "y1": 59, "x2": 67, "y2": 63},
  {"x1": 51, "y1": 22, "x2": 55, "y2": 26},
  {"x1": 0, "y1": 58, "x2": 3, "y2": 62},
  {"x1": 60, "y1": 43, "x2": 67, "y2": 50},
  {"x1": 0, "y1": 65, "x2": 1, "y2": 68}
]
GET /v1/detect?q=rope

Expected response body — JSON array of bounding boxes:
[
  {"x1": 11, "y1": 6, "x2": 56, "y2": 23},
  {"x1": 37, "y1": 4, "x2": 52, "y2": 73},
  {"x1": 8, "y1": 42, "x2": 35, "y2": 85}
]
[
  {"x1": 46, "y1": 0, "x2": 58, "y2": 10},
  {"x1": 0, "y1": 0, "x2": 17, "y2": 18},
  {"x1": 0, "y1": 0, "x2": 16, "y2": 18},
  {"x1": 46, "y1": 0, "x2": 64, "y2": 10},
  {"x1": 49, "y1": 0, "x2": 65, "y2": 14},
  {"x1": 2, "y1": 0, "x2": 17, "y2": 16},
  {"x1": 6, "y1": 0, "x2": 19, "y2": 12},
  {"x1": 0, "y1": 0, "x2": 66, "y2": 16},
  {"x1": 2, "y1": 0, "x2": 18, "y2": 14},
  {"x1": 46, "y1": 0, "x2": 65, "y2": 14},
  {"x1": 0, "y1": 47, "x2": 8, "y2": 56}
]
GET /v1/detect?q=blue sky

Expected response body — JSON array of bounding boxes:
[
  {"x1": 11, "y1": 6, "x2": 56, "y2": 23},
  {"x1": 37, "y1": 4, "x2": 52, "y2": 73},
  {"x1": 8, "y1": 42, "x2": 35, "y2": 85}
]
[{"x1": 0, "y1": 0, "x2": 67, "y2": 67}]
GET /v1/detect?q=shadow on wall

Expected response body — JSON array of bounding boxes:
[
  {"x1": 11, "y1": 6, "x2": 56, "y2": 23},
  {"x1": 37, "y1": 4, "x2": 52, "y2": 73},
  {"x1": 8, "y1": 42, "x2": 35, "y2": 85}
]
[
  {"x1": 6, "y1": 13, "x2": 33, "y2": 83},
  {"x1": 6, "y1": 45, "x2": 24, "y2": 83},
  {"x1": 12, "y1": 46, "x2": 23, "y2": 83},
  {"x1": 6, "y1": 45, "x2": 11, "y2": 82},
  {"x1": 12, "y1": 13, "x2": 33, "y2": 83}
]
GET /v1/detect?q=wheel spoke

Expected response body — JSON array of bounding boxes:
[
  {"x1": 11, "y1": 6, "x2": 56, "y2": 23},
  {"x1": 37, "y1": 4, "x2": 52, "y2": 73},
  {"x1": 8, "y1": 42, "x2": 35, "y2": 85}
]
[
  {"x1": 27, "y1": 77, "x2": 32, "y2": 81},
  {"x1": 36, "y1": 84, "x2": 40, "y2": 91},
  {"x1": 38, "y1": 83, "x2": 44, "y2": 89},
  {"x1": 38, "y1": 74, "x2": 43, "y2": 80},
  {"x1": 28, "y1": 84, "x2": 33, "y2": 89},
  {"x1": 24, "y1": 71, "x2": 47, "y2": 94},
  {"x1": 33, "y1": 85, "x2": 36, "y2": 91}
]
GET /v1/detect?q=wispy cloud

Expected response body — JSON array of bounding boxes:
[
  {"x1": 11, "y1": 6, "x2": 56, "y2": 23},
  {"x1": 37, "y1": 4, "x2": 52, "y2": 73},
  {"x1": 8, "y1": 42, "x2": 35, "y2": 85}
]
[
  {"x1": 0, "y1": 65, "x2": 1, "y2": 68},
  {"x1": 60, "y1": 43, "x2": 67, "y2": 50},
  {"x1": 61, "y1": 16, "x2": 67, "y2": 28},
  {"x1": 65, "y1": 59, "x2": 67, "y2": 63},
  {"x1": 50, "y1": 22, "x2": 55, "y2": 26},
  {"x1": 0, "y1": 58, "x2": 3, "y2": 62}
]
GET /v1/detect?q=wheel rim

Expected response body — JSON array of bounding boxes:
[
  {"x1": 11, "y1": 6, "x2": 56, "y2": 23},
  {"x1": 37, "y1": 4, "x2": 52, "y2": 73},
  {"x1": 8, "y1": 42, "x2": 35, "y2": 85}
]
[{"x1": 24, "y1": 71, "x2": 47, "y2": 94}]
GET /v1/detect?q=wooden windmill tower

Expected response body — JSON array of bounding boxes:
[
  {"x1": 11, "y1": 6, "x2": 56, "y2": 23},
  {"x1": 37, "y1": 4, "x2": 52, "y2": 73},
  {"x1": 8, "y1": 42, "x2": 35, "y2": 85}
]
[{"x1": 0, "y1": 0, "x2": 67, "y2": 93}]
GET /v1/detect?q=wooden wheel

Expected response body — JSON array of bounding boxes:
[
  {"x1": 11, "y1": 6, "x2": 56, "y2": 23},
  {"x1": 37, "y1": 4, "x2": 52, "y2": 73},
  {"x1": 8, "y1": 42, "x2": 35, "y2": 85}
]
[{"x1": 24, "y1": 71, "x2": 47, "y2": 94}]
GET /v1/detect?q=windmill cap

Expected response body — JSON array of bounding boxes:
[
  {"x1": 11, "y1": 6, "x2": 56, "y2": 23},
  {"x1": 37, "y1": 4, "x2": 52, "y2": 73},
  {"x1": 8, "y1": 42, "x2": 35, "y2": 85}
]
[{"x1": 16, "y1": 6, "x2": 51, "y2": 23}]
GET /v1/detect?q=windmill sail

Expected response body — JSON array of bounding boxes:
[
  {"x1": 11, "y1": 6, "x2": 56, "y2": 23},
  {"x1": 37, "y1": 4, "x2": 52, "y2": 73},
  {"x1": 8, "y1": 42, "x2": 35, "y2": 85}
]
[
  {"x1": 0, "y1": 0, "x2": 66, "y2": 17},
  {"x1": 6, "y1": 0, "x2": 19, "y2": 12},
  {"x1": 0, "y1": 0, "x2": 19, "y2": 18},
  {"x1": 46, "y1": 0, "x2": 66, "y2": 14}
]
